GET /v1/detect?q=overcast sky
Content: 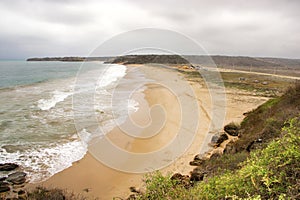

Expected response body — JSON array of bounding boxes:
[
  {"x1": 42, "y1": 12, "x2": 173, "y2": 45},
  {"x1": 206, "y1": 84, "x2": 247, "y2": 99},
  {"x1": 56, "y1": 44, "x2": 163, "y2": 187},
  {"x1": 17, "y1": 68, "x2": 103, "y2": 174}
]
[{"x1": 0, "y1": 0, "x2": 299, "y2": 59}]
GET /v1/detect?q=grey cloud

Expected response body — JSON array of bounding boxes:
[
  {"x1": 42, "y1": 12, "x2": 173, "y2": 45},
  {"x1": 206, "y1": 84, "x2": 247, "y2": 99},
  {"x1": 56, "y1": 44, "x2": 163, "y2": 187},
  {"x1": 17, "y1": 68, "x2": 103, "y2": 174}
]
[{"x1": 0, "y1": 0, "x2": 299, "y2": 59}]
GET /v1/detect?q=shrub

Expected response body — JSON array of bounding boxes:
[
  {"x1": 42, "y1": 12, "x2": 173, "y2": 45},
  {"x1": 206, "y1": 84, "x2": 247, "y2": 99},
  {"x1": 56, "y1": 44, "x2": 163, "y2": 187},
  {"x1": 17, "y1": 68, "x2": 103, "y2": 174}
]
[{"x1": 136, "y1": 117, "x2": 300, "y2": 199}]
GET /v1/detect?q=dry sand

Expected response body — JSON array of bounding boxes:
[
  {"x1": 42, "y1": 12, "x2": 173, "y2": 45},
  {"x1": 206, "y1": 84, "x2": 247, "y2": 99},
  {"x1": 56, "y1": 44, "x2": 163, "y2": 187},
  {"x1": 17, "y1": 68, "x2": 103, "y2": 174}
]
[{"x1": 30, "y1": 65, "x2": 268, "y2": 199}]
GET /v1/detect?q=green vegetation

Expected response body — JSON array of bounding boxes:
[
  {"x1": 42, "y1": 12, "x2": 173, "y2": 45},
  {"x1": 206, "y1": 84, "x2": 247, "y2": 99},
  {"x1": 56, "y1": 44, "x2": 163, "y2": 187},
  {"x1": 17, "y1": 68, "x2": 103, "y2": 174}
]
[
  {"x1": 236, "y1": 84, "x2": 300, "y2": 152},
  {"x1": 135, "y1": 117, "x2": 300, "y2": 200},
  {"x1": 180, "y1": 68, "x2": 296, "y2": 97},
  {"x1": 134, "y1": 83, "x2": 300, "y2": 200},
  {"x1": 27, "y1": 187, "x2": 87, "y2": 200}
]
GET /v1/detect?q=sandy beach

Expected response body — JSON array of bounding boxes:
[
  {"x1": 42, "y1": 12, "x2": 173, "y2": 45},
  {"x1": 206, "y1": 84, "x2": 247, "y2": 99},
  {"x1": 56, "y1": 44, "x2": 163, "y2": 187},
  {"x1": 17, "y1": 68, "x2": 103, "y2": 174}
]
[{"x1": 30, "y1": 65, "x2": 269, "y2": 199}]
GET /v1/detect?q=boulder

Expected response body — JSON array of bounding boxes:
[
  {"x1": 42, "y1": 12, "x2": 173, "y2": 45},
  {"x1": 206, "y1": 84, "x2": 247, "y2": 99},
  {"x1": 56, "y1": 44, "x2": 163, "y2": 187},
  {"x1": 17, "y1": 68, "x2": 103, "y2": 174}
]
[
  {"x1": 0, "y1": 163, "x2": 19, "y2": 171},
  {"x1": 193, "y1": 153, "x2": 209, "y2": 161},
  {"x1": 190, "y1": 168, "x2": 205, "y2": 183},
  {"x1": 224, "y1": 124, "x2": 239, "y2": 136},
  {"x1": 129, "y1": 187, "x2": 141, "y2": 194},
  {"x1": 171, "y1": 173, "x2": 191, "y2": 189},
  {"x1": 211, "y1": 133, "x2": 228, "y2": 147},
  {"x1": 6, "y1": 172, "x2": 26, "y2": 185},
  {"x1": 0, "y1": 181, "x2": 10, "y2": 193},
  {"x1": 190, "y1": 153, "x2": 209, "y2": 166},
  {"x1": 189, "y1": 159, "x2": 205, "y2": 166},
  {"x1": 127, "y1": 194, "x2": 137, "y2": 200}
]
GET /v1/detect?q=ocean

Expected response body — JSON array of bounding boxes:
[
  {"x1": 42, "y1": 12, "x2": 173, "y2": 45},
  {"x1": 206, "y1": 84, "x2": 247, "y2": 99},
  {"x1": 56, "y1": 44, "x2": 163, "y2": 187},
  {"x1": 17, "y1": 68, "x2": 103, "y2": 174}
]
[{"x1": 0, "y1": 61, "x2": 143, "y2": 182}]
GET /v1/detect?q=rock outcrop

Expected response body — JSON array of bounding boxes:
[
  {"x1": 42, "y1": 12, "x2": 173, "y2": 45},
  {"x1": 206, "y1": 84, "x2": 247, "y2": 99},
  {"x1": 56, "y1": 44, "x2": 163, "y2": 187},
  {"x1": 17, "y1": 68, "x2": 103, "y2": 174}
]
[
  {"x1": 224, "y1": 124, "x2": 239, "y2": 136},
  {"x1": 0, "y1": 163, "x2": 28, "y2": 199},
  {"x1": 210, "y1": 132, "x2": 229, "y2": 147},
  {"x1": 0, "y1": 163, "x2": 19, "y2": 171},
  {"x1": 6, "y1": 172, "x2": 27, "y2": 185}
]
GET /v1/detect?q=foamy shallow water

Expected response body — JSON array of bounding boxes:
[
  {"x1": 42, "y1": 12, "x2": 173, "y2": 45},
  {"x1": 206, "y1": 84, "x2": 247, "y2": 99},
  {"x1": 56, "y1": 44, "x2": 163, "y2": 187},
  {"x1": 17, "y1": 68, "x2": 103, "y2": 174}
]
[{"x1": 0, "y1": 61, "x2": 144, "y2": 183}]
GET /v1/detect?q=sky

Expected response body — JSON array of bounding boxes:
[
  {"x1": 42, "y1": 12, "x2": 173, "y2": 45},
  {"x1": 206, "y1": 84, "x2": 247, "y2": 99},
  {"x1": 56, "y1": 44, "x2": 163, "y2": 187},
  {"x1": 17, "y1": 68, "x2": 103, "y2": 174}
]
[{"x1": 0, "y1": 0, "x2": 299, "y2": 59}]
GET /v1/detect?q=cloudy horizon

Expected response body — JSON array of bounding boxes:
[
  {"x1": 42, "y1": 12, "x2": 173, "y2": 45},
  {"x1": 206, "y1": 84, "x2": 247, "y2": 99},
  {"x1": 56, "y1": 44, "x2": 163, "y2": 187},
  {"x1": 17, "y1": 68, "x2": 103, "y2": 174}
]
[{"x1": 0, "y1": 0, "x2": 299, "y2": 59}]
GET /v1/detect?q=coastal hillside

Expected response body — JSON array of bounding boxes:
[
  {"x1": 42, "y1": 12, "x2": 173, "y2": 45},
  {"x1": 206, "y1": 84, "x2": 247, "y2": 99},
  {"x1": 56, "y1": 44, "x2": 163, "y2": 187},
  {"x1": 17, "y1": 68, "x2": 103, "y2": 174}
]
[
  {"x1": 129, "y1": 83, "x2": 300, "y2": 200},
  {"x1": 110, "y1": 55, "x2": 300, "y2": 77},
  {"x1": 27, "y1": 55, "x2": 300, "y2": 77}
]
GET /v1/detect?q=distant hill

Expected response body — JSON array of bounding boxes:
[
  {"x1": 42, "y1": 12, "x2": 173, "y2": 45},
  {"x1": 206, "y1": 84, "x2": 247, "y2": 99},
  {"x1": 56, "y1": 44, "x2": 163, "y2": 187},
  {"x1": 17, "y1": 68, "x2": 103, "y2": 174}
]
[
  {"x1": 109, "y1": 54, "x2": 190, "y2": 65},
  {"x1": 27, "y1": 55, "x2": 300, "y2": 76},
  {"x1": 26, "y1": 57, "x2": 111, "y2": 62}
]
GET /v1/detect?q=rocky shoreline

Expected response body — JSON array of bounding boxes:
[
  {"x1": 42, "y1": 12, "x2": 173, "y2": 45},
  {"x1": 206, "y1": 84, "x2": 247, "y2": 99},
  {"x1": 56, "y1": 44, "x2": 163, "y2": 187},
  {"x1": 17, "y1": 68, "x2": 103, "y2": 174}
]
[
  {"x1": 126, "y1": 123, "x2": 241, "y2": 199},
  {"x1": 0, "y1": 163, "x2": 28, "y2": 199}
]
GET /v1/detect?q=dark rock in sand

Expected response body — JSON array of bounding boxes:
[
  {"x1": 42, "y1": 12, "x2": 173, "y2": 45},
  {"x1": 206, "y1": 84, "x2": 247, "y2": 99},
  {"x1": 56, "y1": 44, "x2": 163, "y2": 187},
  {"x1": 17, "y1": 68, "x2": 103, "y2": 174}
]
[
  {"x1": 129, "y1": 187, "x2": 141, "y2": 194},
  {"x1": 127, "y1": 194, "x2": 138, "y2": 200},
  {"x1": 216, "y1": 133, "x2": 228, "y2": 146},
  {"x1": 0, "y1": 177, "x2": 6, "y2": 181},
  {"x1": 224, "y1": 124, "x2": 239, "y2": 136},
  {"x1": 190, "y1": 168, "x2": 205, "y2": 183},
  {"x1": 211, "y1": 133, "x2": 229, "y2": 147},
  {"x1": 189, "y1": 160, "x2": 205, "y2": 166},
  {"x1": 171, "y1": 173, "x2": 191, "y2": 189},
  {"x1": 0, "y1": 181, "x2": 10, "y2": 193},
  {"x1": 190, "y1": 153, "x2": 210, "y2": 166},
  {"x1": 6, "y1": 172, "x2": 26, "y2": 185},
  {"x1": 193, "y1": 153, "x2": 209, "y2": 161},
  {"x1": 0, "y1": 163, "x2": 19, "y2": 171}
]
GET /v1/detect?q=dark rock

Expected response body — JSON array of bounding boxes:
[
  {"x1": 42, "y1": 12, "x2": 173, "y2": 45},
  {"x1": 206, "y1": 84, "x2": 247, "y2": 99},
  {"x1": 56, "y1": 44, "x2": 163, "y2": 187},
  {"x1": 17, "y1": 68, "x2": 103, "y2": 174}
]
[
  {"x1": 193, "y1": 154, "x2": 202, "y2": 161},
  {"x1": 190, "y1": 159, "x2": 205, "y2": 166},
  {"x1": 190, "y1": 168, "x2": 205, "y2": 183},
  {"x1": 17, "y1": 190, "x2": 26, "y2": 195},
  {"x1": 211, "y1": 134, "x2": 220, "y2": 144},
  {"x1": 0, "y1": 163, "x2": 19, "y2": 171},
  {"x1": 0, "y1": 177, "x2": 6, "y2": 181},
  {"x1": 0, "y1": 181, "x2": 10, "y2": 193},
  {"x1": 171, "y1": 173, "x2": 191, "y2": 189},
  {"x1": 224, "y1": 124, "x2": 239, "y2": 136},
  {"x1": 211, "y1": 133, "x2": 228, "y2": 147},
  {"x1": 193, "y1": 153, "x2": 209, "y2": 161},
  {"x1": 216, "y1": 133, "x2": 228, "y2": 146},
  {"x1": 129, "y1": 187, "x2": 141, "y2": 194},
  {"x1": 190, "y1": 153, "x2": 210, "y2": 166},
  {"x1": 6, "y1": 172, "x2": 26, "y2": 185},
  {"x1": 127, "y1": 194, "x2": 137, "y2": 200}
]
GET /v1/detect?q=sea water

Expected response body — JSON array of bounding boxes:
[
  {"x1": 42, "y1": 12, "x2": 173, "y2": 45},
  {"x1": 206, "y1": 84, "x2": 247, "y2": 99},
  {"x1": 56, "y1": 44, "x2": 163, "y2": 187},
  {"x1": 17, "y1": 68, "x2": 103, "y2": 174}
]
[{"x1": 0, "y1": 61, "x2": 141, "y2": 182}]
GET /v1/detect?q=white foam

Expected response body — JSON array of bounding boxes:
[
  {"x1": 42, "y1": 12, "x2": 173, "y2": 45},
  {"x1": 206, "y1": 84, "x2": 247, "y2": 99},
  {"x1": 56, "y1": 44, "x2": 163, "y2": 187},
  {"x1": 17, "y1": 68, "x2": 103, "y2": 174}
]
[
  {"x1": 0, "y1": 139, "x2": 87, "y2": 183},
  {"x1": 37, "y1": 90, "x2": 72, "y2": 111},
  {"x1": 97, "y1": 64, "x2": 127, "y2": 88}
]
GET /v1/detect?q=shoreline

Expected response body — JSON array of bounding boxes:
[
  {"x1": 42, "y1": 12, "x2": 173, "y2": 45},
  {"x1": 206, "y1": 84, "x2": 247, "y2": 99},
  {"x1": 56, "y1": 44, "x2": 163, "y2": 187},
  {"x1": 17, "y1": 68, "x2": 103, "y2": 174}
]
[{"x1": 27, "y1": 65, "x2": 269, "y2": 199}]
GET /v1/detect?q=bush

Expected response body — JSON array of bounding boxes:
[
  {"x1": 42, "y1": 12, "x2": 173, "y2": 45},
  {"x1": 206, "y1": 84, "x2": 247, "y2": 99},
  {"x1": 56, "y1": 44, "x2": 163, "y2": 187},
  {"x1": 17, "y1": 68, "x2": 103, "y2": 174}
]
[
  {"x1": 136, "y1": 117, "x2": 300, "y2": 199},
  {"x1": 27, "y1": 186, "x2": 87, "y2": 200}
]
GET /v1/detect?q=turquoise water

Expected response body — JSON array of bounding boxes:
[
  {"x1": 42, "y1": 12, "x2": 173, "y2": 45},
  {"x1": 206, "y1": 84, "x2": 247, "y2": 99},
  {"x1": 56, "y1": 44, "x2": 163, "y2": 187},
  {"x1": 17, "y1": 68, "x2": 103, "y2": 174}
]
[{"x1": 0, "y1": 61, "x2": 83, "y2": 88}]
